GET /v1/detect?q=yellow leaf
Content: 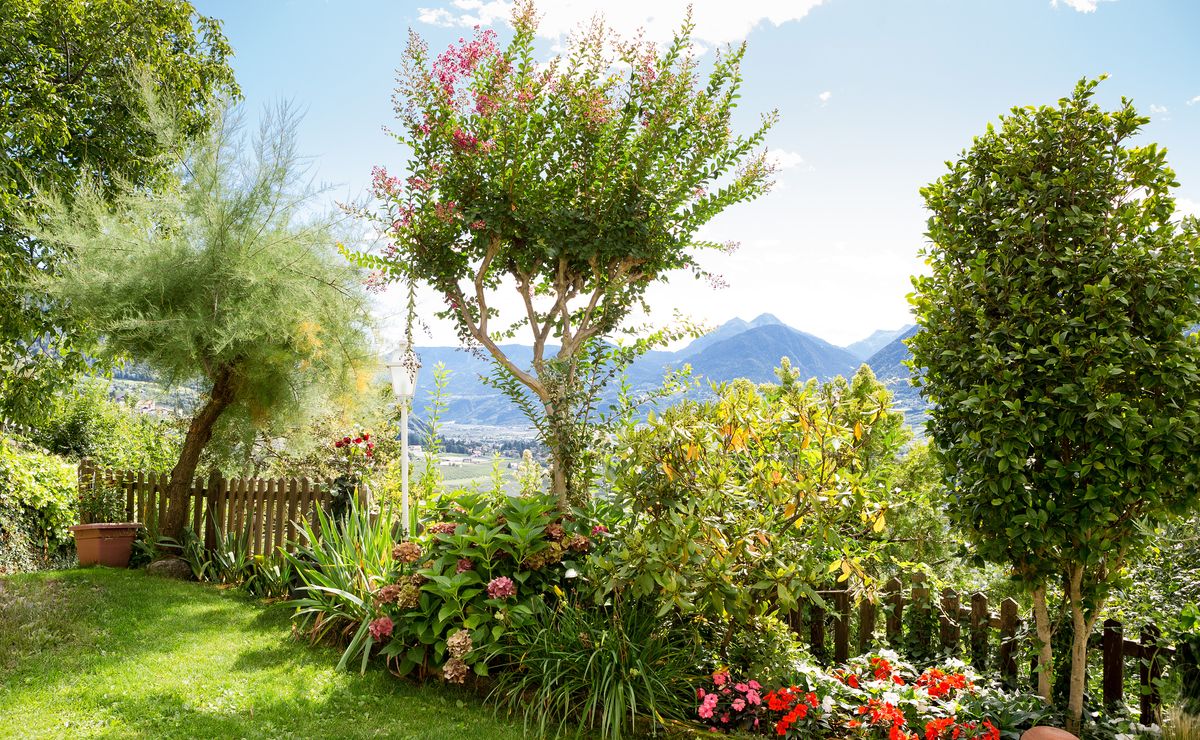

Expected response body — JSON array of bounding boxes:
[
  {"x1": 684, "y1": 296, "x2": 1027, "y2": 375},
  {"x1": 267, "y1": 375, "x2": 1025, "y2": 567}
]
[
  {"x1": 873, "y1": 513, "x2": 886, "y2": 533},
  {"x1": 662, "y1": 461, "x2": 676, "y2": 481},
  {"x1": 769, "y1": 469, "x2": 782, "y2": 485},
  {"x1": 801, "y1": 434, "x2": 810, "y2": 450},
  {"x1": 783, "y1": 502, "x2": 797, "y2": 519},
  {"x1": 686, "y1": 443, "x2": 700, "y2": 461},
  {"x1": 828, "y1": 559, "x2": 842, "y2": 573},
  {"x1": 854, "y1": 421, "x2": 864, "y2": 441}
]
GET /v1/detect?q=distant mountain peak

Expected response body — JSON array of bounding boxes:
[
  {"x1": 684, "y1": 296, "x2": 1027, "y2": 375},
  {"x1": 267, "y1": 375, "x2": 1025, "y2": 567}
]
[{"x1": 749, "y1": 313, "x2": 785, "y2": 327}]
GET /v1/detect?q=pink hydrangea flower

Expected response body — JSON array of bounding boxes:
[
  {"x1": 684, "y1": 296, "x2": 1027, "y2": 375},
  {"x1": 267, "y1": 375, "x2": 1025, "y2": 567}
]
[
  {"x1": 368, "y1": 616, "x2": 393, "y2": 640},
  {"x1": 487, "y1": 576, "x2": 516, "y2": 599}
]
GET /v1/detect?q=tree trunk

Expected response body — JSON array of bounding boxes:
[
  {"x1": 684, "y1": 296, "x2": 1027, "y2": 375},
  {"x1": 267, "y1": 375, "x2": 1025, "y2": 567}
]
[
  {"x1": 1065, "y1": 565, "x2": 1103, "y2": 735},
  {"x1": 1032, "y1": 584, "x2": 1054, "y2": 703},
  {"x1": 160, "y1": 365, "x2": 238, "y2": 541}
]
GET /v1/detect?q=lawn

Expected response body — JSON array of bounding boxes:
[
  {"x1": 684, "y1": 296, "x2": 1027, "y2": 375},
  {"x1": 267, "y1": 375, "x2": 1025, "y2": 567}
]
[{"x1": 0, "y1": 568, "x2": 528, "y2": 739}]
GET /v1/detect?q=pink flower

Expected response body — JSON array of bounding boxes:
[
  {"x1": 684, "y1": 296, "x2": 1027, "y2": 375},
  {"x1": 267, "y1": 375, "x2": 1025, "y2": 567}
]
[
  {"x1": 745, "y1": 689, "x2": 761, "y2": 706},
  {"x1": 469, "y1": 219, "x2": 486, "y2": 230},
  {"x1": 734, "y1": 683, "x2": 748, "y2": 692},
  {"x1": 748, "y1": 680, "x2": 762, "y2": 690},
  {"x1": 456, "y1": 558, "x2": 474, "y2": 574},
  {"x1": 712, "y1": 671, "x2": 728, "y2": 686},
  {"x1": 368, "y1": 616, "x2": 393, "y2": 640},
  {"x1": 487, "y1": 576, "x2": 516, "y2": 600},
  {"x1": 732, "y1": 698, "x2": 746, "y2": 712},
  {"x1": 591, "y1": 524, "x2": 609, "y2": 536}
]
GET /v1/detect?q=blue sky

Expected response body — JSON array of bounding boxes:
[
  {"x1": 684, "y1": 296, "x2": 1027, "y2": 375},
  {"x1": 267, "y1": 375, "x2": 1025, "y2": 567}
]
[{"x1": 193, "y1": 0, "x2": 1200, "y2": 348}]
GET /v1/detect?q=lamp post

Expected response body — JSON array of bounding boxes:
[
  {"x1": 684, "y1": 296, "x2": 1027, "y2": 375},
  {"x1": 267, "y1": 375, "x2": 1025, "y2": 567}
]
[{"x1": 386, "y1": 341, "x2": 420, "y2": 534}]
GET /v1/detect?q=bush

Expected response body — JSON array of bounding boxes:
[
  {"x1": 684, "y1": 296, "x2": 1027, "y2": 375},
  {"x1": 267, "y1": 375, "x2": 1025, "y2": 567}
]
[
  {"x1": 489, "y1": 597, "x2": 702, "y2": 739},
  {"x1": 39, "y1": 380, "x2": 179, "y2": 472},
  {"x1": 0, "y1": 435, "x2": 77, "y2": 573},
  {"x1": 715, "y1": 614, "x2": 813, "y2": 689}
]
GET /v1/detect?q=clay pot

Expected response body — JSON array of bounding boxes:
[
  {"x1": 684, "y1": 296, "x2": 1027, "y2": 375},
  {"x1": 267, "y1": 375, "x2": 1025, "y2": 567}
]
[
  {"x1": 70, "y1": 523, "x2": 140, "y2": 567},
  {"x1": 1020, "y1": 727, "x2": 1079, "y2": 740}
]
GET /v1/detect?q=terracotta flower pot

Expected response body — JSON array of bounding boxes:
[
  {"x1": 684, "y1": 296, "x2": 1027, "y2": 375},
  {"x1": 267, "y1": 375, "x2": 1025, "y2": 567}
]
[{"x1": 70, "y1": 523, "x2": 140, "y2": 568}]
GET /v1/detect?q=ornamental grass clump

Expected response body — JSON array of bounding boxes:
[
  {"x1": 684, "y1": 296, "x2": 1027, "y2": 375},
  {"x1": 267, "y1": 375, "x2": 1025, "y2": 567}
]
[{"x1": 489, "y1": 597, "x2": 702, "y2": 740}]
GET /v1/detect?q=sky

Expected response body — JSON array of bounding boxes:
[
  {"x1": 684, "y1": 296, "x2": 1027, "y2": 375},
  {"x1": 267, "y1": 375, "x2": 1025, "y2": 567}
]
[{"x1": 193, "y1": 0, "x2": 1200, "y2": 349}]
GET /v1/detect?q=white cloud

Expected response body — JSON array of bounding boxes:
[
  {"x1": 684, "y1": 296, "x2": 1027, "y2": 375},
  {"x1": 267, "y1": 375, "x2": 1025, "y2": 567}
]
[
  {"x1": 768, "y1": 149, "x2": 805, "y2": 170},
  {"x1": 415, "y1": 0, "x2": 827, "y2": 45},
  {"x1": 1050, "y1": 0, "x2": 1116, "y2": 12},
  {"x1": 1149, "y1": 104, "x2": 1168, "y2": 114},
  {"x1": 1188, "y1": 96, "x2": 1200, "y2": 106},
  {"x1": 418, "y1": 0, "x2": 510, "y2": 27},
  {"x1": 818, "y1": 90, "x2": 832, "y2": 106}
]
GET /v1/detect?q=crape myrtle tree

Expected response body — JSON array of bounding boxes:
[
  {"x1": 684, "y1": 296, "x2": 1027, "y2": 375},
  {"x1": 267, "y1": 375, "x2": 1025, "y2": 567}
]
[
  {"x1": 0, "y1": 0, "x2": 238, "y2": 421},
  {"x1": 33, "y1": 104, "x2": 373, "y2": 541},
  {"x1": 908, "y1": 77, "x2": 1200, "y2": 731},
  {"x1": 349, "y1": 1, "x2": 776, "y2": 507}
]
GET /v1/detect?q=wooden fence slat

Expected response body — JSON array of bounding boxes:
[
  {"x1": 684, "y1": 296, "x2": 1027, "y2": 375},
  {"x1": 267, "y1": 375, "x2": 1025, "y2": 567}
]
[
  {"x1": 1141, "y1": 625, "x2": 1163, "y2": 726},
  {"x1": 940, "y1": 589, "x2": 960, "y2": 652},
  {"x1": 191, "y1": 478, "x2": 204, "y2": 535},
  {"x1": 273, "y1": 477, "x2": 287, "y2": 553},
  {"x1": 1103, "y1": 619, "x2": 1124, "y2": 707},
  {"x1": 833, "y1": 590, "x2": 851, "y2": 663},
  {"x1": 285, "y1": 478, "x2": 299, "y2": 548},
  {"x1": 998, "y1": 598, "x2": 1019, "y2": 686},
  {"x1": 970, "y1": 592, "x2": 990, "y2": 670},
  {"x1": 809, "y1": 598, "x2": 827, "y2": 663},
  {"x1": 858, "y1": 599, "x2": 876, "y2": 654},
  {"x1": 252, "y1": 479, "x2": 265, "y2": 556},
  {"x1": 885, "y1": 577, "x2": 904, "y2": 645}
]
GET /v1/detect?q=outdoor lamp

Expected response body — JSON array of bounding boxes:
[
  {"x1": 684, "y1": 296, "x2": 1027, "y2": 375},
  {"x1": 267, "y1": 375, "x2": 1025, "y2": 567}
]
[{"x1": 386, "y1": 341, "x2": 421, "y2": 534}]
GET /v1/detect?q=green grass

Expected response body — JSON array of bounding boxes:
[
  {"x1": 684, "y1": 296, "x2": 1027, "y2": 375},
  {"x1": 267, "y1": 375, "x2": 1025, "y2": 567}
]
[{"x1": 0, "y1": 568, "x2": 527, "y2": 739}]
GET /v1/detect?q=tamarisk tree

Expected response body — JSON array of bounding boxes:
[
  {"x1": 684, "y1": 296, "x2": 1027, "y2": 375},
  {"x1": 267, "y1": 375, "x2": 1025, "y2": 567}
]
[
  {"x1": 351, "y1": 2, "x2": 776, "y2": 506},
  {"x1": 35, "y1": 104, "x2": 372, "y2": 540},
  {"x1": 908, "y1": 77, "x2": 1200, "y2": 732}
]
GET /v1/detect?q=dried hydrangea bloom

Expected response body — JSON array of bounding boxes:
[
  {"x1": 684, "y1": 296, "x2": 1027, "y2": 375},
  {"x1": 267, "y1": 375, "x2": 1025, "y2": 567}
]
[
  {"x1": 427, "y1": 521, "x2": 457, "y2": 535},
  {"x1": 544, "y1": 522, "x2": 565, "y2": 541},
  {"x1": 374, "y1": 583, "x2": 403, "y2": 605},
  {"x1": 522, "y1": 541, "x2": 566, "y2": 570},
  {"x1": 567, "y1": 534, "x2": 590, "y2": 553},
  {"x1": 442, "y1": 657, "x2": 469, "y2": 684},
  {"x1": 409, "y1": 572, "x2": 430, "y2": 587},
  {"x1": 455, "y1": 558, "x2": 474, "y2": 574},
  {"x1": 447, "y1": 628, "x2": 473, "y2": 659},
  {"x1": 392, "y1": 541, "x2": 422, "y2": 564},
  {"x1": 396, "y1": 582, "x2": 422, "y2": 609}
]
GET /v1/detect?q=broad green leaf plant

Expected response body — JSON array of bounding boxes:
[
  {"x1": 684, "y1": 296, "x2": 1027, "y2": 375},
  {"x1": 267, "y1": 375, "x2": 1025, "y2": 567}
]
[{"x1": 908, "y1": 76, "x2": 1200, "y2": 731}]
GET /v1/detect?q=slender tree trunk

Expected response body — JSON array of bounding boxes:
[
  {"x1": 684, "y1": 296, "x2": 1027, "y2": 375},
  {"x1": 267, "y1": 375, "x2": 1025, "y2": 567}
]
[
  {"x1": 160, "y1": 365, "x2": 238, "y2": 541},
  {"x1": 1032, "y1": 584, "x2": 1054, "y2": 703},
  {"x1": 1065, "y1": 565, "x2": 1103, "y2": 735}
]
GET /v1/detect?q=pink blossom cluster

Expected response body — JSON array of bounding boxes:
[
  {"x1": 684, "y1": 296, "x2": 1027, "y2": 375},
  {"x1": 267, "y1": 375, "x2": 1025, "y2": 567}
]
[
  {"x1": 434, "y1": 200, "x2": 459, "y2": 223},
  {"x1": 431, "y1": 26, "x2": 500, "y2": 99},
  {"x1": 368, "y1": 616, "x2": 393, "y2": 640},
  {"x1": 371, "y1": 166, "x2": 401, "y2": 198},
  {"x1": 486, "y1": 576, "x2": 516, "y2": 600}
]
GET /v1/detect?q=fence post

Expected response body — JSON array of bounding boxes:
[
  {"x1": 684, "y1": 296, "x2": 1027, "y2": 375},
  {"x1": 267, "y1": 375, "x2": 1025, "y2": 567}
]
[
  {"x1": 970, "y1": 592, "x2": 990, "y2": 670},
  {"x1": 1102, "y1": 619, "x2": 1123, "y2": 708},
  {"x1": 885, "y1": 577, "x2": 904, "y2": 647},
  {"x1": 998, "y1": 598, "x2": 1019, "y2": 687},
  {"x1": 940, "y1": 589, "x2": 960, "y2": 653},
  {"x1": 810, "y1": 596, "x2": 828, "y2": 663},
  {"x1": 858, "y1": 599, "x2": 877, "y2": 654},
  {"x1": 1140, "y1": 624, "x2": 1163, "y2": 726},
  {"x1": 834, "y1": 589, "x2": 851, "y2": 663},
  {"x1": 204, "y1": 470, "x2": 223, "y2": 552}
]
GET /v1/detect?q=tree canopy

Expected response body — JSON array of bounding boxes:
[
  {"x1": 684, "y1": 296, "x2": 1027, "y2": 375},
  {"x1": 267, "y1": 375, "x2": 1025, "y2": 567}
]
[
  {"x1": 34, "y1": 103, "x2": 373, "y2": 540},
  {"x1": 0, "y1": 0, "x2": 238, "y2": 420},
  {"x1": 908, "y1": 76, "x2": 1200, "y2": 729},
  {"x1": 350, "y1": 1, "x2": 776, "y2": 505}
]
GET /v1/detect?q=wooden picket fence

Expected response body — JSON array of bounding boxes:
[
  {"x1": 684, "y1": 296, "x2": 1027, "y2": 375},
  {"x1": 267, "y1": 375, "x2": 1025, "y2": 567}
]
[
  {"x1": 790, "y1": 573, "x2": 1175, "y2": 725},
  {"x1": 77, "y1": 459, "x2": 338, "y2": 556}
]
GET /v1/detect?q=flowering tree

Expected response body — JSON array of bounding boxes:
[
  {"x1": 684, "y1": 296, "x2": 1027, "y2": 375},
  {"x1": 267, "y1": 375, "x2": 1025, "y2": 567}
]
[{"x1": 351, "y1": 2, "x2": 776, "y2": 506}]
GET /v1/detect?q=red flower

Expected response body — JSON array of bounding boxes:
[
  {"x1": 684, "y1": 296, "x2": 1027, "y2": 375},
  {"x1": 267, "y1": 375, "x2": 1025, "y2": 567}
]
[{"x1": 847, "y1": 674, "x2": 860, "y2": 688}]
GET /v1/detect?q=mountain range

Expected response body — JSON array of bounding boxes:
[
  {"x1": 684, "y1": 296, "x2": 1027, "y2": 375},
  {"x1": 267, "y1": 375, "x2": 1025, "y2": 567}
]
[{"x1": 414, "y1": 315, "x2": 924, "y2": 431}]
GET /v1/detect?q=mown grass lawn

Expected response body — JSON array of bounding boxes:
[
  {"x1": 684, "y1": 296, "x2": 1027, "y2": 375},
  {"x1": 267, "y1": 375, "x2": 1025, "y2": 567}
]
[{"x1": 0, "y1": 568, "x2": 528, "y2": 739}]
